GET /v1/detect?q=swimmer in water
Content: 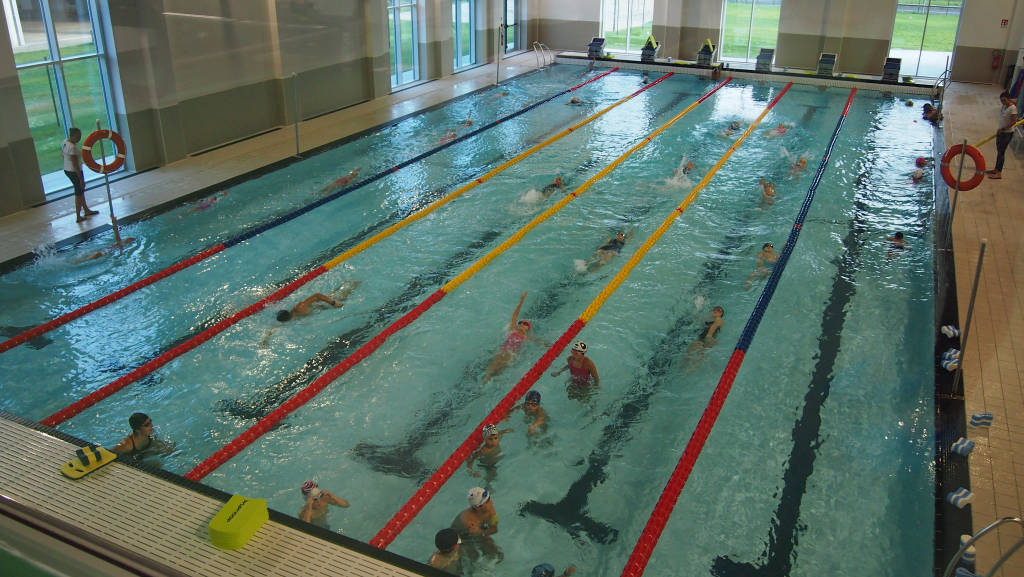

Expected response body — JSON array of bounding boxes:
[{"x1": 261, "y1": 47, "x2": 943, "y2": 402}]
[
  {"x1": 723, "y1": 120, "x2": 742, "y2": 137},
  {"x1": 789, "y1": 157, "x2": 808, "y2": 178},
  {"x1": 185, "y1": 191, "x2": 228, "y2": 214},
  {"x1": 317, "y1": 168, "x2": 361, "y2": 195},
  {"x1": 577, "y1": 230, "x2": 633, "y2": 272},
  {"x1": 765, "y1": 122, "x2": 792, "y2": 139},
  {"x1": 261, "y1": 281, "x2": 359, "y2": 346},
  {"x1": 507, "y1": 390, "x2": 549, "y2": 436},
  {"x1": 483, "y1": 291, "x2": 538, "y2": 383},
  {"x1": 686, "y1": 305, "x2": 724, "y2": 366},
  {"x1": 551, "y1": 340, "x2": 600, "y2": 400},
  {"x1": 466, "y1": 423, "x2": 514, "y2": 483},
  {"x1": 745, "y1": 242, "x2": 779, "y2": 289},
  {"x1": 73, "y1": 237, "x2": 138, "y2": 264},
  {"x1": 298, "y1": 481, "x2": 349, "y2": 530},
  {"x1": 440, "y1": 129, "x2": 458, "y2": 143},
  {"x1": 759, "y1": 178, "x2": 776, "y2": 206},
  {"x1": 568, "y1": 96, "x2": 586, "y2": 106},
  {"x1": 541, "y1": 176, "x2": 565, "y2": 199},
  {"x1": 887, "y1": 231, "x2": 908, "y2": 259},
  {"x1": 462, "y1": 113, "x2": 473, "y2": 127}
]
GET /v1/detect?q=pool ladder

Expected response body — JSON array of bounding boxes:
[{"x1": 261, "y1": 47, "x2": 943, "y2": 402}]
[
  {"x1": 942, "y1": 516, "x2": 1024, "y2": 577},
  {"x1": 533, "y1": 41, "x2": 554, "y2": 68}
]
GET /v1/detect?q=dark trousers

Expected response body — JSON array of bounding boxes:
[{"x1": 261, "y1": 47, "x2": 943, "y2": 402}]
[
  {"x1": 64, "y1": 170, "x2": 84, "y2": 196},
  {"x1": 994, "y1": 131, "x2": 1013, "y2": 172}
]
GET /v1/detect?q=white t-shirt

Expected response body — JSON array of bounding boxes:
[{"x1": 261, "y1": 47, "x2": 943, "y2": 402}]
[
  {"x1": 999, "y1": 103, "x2": 1018, "y2": 133},
  {"x1": 62, "y1": 138, "x2": 80, "y2": 172}
]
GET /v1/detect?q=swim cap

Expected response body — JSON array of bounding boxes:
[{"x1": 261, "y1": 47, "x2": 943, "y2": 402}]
[
  {"x1": 277, "y1": 309, "x2": 292, "y2": 322},
  {"x1": 482, "y1": 424, "x2": 499, "y2": 439},
  {"x1": 301, "y1": 481, "x2": 319, "y2": 495},
  {"x1": 525, "y1": 390, "x2": 541, "y2": 404},
  {"x1": 435, "y1": 528, "x2": 460, "y2": 551},
  {"x1": 915, "y1": 157, "x2": 927, "y2": 167},
  {"x1": 572, "y1": 340, "x2": 587, "y2": 353},
  {"x1": 467, "y1": 487, "x2": 490, "y2": 507},
  {"x1": 129, "y1": 412, "x2": 150, "y2": 430},
  {"x1": 518, "y1": 319, "x2": 532, "y2": 329},
  {"x1": 532, "y1": 564, "x2": 556, "y2": 577}
]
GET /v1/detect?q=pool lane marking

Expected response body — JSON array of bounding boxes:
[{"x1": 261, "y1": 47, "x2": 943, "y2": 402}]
[
  {"x1": 0, "y1": 69, "x2": 619, "y2": 356},
  {"x1": 620, "y1": 88, "x2": 856, "y2": 577},
  {"x1": 182, "y1": 77, "x2": 734, "y2": 483},
  {"x1": 40, "y1": 71, "x2": 675, "y2": 428},
  {"x1": 368, "y1": 77, "x2": 766, "y2": 549}
]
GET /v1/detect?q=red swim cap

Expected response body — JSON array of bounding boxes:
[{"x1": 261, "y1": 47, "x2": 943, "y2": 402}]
[{"x1": 915, "y1": 157, "x2": 926, "y2": 167}]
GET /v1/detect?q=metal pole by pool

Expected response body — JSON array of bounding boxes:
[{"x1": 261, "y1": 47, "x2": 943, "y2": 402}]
[
  {"x1": 94, "y1": 119, "x2": 122, "y2": 247},
  {"x1": 951, "y1": 240, "x2": 986, "y2": 398},
  {"x1": 949, "y1": 138, "x2": 967, "y2": 224},
  {"x1": 496, "y1": 18, "x2": 504, "y2": 85},
  {"x1": 292, "y1": 72, "x2": 301, "y2": 158}
]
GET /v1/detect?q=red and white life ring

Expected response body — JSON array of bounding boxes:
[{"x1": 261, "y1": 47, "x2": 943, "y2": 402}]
[
  {"x1": 939, "y1": 144, "x2": 985, "y2": 192},
  {"x1": 81, "y1": 129, "x2": 127, "y2": 174}
]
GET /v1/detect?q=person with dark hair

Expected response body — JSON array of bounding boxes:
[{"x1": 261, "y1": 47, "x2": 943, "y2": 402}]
[
  {"x1": 62, "y1": 127, "x2": 99, "y2": 222},
  {"x1": 298, "y1": 481, "x2": 349, "y2": 529},
  {"x1": 430, "y1": 528, "x2": 462, "y2": 574},
  {"x1": 261, "y1": 281, "x2": 359, "y2": 346},
  {"x1": 531, "y1": 563, "x2": 576, "y2": 577},
  {"x1": 112, "y1": 412, "x2": 154, "y2": 460},
  {"x1": 987, "y1": 91, "x2": 1018, "y2": 179}
]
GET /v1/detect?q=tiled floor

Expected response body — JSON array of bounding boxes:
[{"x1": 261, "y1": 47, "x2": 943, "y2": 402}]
[
  {"x1": 941, "y1": 82, "x2": 1024, "y2": 576},
  {"x1": 0, "y1": 57, "x2": 1021, "y2": 574}
]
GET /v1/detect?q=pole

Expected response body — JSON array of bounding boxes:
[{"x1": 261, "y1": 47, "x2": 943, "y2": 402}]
[
  {"x1": 951, "y1": 240, "x2": 986, "y2": 398},
  {"x1": 496, "y1": 18, "x2": 503, "y2": 85},
  {"x1": 95, "y1": 119, "x2": 122, "y2": 247},
  {"x1": 292, "y1": 72, "x2": 301, "y2": 158},
  {"x1": 949, "y1": 138, "x2": 967, "y2": 224}
]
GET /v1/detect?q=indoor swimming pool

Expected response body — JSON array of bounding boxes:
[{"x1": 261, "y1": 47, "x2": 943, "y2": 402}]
[{"x1": 0, "y1": 64, "x2": 937, "y2": 576}]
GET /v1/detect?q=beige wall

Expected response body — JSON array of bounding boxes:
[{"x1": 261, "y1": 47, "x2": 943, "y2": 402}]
[{"x1": 0, "y1": 9, "x2": 44, "y2": 216}]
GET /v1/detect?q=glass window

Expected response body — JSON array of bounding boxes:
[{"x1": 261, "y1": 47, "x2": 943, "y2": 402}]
[
  {"x1": 601, "y1": 0, "x2": 654, "y2": 54},
  {"x1": 453, "y1": 0, "x2": 475, "y2": 70},
  {"x1": 504, "y1": 0, "x2": 518, "y2": 52},
  {"x1": 889, "y1": 1, "x2": 962, "y2": 78},
  {"x1": 2, "y1": 0, "x2": 118, "y2": 190},
  {"x1": 721, "y1": 0, "x2": 781, "y2": 63},
  {"x1": 388, "y1": 0, "x2": 419, "y2": 87}
]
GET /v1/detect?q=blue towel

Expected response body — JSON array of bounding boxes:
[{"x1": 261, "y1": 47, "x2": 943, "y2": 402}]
[
  {"x1": 942, "y1": 358, "x2": 960, "y2": 372},
  {"x1": 941, "y1": 325, "x2": 961, "y2": 338},
  {"x1": 951, "y1": 437, "x2": 975, "y2": 456},
  {"x1": 955, "y1": 567, "x2": 979, "y2": 577},
  {"x1": 946, "y1": 488, "x2": 974, "y2": 509},
  {"x1": 959, "y1": 534, "x2": 976, "y2": 567},
  {"x1": 969, "y1": 413, "x2": 994, "y2": 427},
  {"x1": 943, "y1": 348, "x2": 961, "y2": 360}
]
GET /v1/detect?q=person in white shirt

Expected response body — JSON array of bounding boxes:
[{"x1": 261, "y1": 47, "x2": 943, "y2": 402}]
[
  {"x1": 62, "y1": 127, "x2": 98, "y2": 222},
  {"x1": 987, "y1": 91, "x2": 1018, "y2": 180}
]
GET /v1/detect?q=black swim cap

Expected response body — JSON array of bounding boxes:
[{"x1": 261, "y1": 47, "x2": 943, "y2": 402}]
[
  {"x1": 435, "y1": 528, "x2": 459, "y2": 551},
  {"x1": 277, "y1": 310, "x2": 292, "y2": 322},
  {"x1": 129, "y1": 412, "x2": 150, "y2": 430}
]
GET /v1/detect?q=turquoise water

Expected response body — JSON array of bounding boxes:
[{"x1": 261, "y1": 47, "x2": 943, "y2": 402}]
[{"x1": 0, "y1": 67, "x2": 935, "y2": 577}]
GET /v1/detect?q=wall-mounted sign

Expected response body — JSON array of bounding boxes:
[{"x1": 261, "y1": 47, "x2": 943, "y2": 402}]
[{"x1": 1001, "y1": 19, "x2": 1009, "y2": 28}]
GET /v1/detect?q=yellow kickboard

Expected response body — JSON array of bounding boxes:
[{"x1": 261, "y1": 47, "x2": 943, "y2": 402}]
[
  {"x1": 209, "y1": 494, "x2": 268, "y2": 550},
  {"x1": 60, "y1": 445, "x2": 117, "y2": 479}
]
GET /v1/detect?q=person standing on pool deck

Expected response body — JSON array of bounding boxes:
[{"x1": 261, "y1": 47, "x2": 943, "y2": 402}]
[
  {"x1": 298, "y1": 481, "x2": 349, "y2": 529},
  {"x1": 987, "y1": 91, "x2": 1017, "y2": 180},
  {"x1": 63, "y1": 128, "x2": 99, "y2": 222}
]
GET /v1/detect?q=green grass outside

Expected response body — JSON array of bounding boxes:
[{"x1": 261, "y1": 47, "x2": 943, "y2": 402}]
[
  {"x1": 891, "y1": 12, "x2": 959, "y2": 51},
  {"x1": 14, "y1": 42, "x2": 111, "y2": 175},
  {"x1": 603, "y1": 23, "x2": 653, "y2": 53},
  {"x1": 722, "y1": 2, "x2": 779, "y2": 60}
]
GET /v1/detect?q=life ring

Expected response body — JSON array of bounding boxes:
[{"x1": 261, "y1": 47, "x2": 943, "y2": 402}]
[
  {"x1": 939, "y1": 144, "x2": 985, "y2": 191},
  {"x1": 81, "y1": 129, "x2": 126, "y2": 174}
]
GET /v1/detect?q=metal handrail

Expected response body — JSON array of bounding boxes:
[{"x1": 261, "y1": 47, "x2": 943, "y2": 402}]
[
  {"x1": 532, "y1": 41, "x2": 554, "y2": 67},
  {"x1": 933, "y1": 57, "x2": 951, "y2": 106},
  {"x1": 942, "y1": 517, "x2": 1024, "y2": 577}
]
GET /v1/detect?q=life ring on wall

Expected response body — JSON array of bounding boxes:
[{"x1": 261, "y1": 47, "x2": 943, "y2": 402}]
[
  {"x1": 81, "y1": 129, "x2": 127, "y2": 174},
  {"x1": 939, "y1": 144, "x2": 985, "y2": 191}
]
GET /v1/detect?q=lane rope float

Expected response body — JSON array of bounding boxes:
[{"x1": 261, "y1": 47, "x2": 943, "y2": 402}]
[
  {"x1": 939, "y1": 143, "x2": 985, "y2": 191},
  {"x1": 81, "y1": 129, "x2": 127, "y2": 174}
]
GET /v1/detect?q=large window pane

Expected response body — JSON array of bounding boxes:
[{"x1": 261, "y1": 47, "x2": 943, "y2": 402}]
[
  {"x1": 453, "y1": 0, "x2": 474, "y2": 70},
  {"x1": 722, "y1": 0, "x2": 781, "y2": 62},
  {"x1": 890, "y1": 1, "x2": 961, "y2": 78},
  {"x1": 601, "y1": 0, "x2": 653, "y2": 54},
  {"x1": 49, "y1": 0, "x2": 97, "y2": 57},
  {"x1": 398, "y1": 6, "x2": 416, "y2": 83},
  {"x1": 505, "y1": 0, "x2": 517, "y2": 51},
  {"x1": 18, "y1": 66, "x2": 65, "y2": 174},
  {"x1": 8, "y1": 0, "x2": 52, "y2": 65},
  {"x1": 63, "y1": 58, "x2": 111, "y2": 134}
]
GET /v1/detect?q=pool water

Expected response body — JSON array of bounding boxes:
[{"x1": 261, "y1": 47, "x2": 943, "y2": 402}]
[{"x1": 0, "y1": 66, "x2": 935, "y2": 577}]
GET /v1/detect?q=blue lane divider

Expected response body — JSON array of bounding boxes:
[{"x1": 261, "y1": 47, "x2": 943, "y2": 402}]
[
  {"x1": 225, "y1": 68, "x2": 619, "y2": 248},
  {"x1": 735, "y1": 88, "x2": 857, "y2": 352}
]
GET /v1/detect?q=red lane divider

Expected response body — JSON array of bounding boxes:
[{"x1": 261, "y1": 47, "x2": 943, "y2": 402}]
[
  {"x1": 0, "y1": 245, "x2": 226, "y2": 354},
  {"x1": 41, "y1": 265, "x2": 329, "y2": 427},
  {"x1": 370, "y1": 319, "x2": 586, "y2": 548},
  {"x1": 185, "y1": 289, "x2": 448, "y2": 481}
]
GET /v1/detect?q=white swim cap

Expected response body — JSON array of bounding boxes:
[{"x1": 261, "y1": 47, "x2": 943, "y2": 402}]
[
  {"x1": 572, "y1": 340, "x2": 587, "y2": 353},
  {"x1": 467, "y1": 487, "x2": 490, "y2": 507}
]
